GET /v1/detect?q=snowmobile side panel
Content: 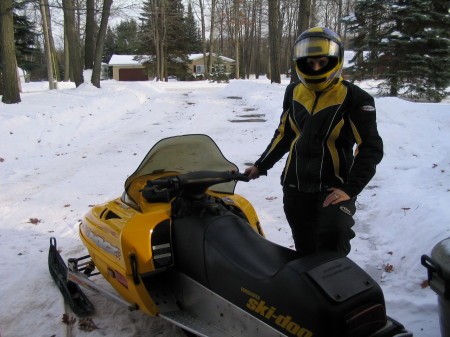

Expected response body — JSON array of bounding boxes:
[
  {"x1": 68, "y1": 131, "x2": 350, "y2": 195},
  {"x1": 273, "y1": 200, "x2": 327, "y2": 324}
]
[{"x1": 79, "y1": 224, "x2": 161, "y2": 316}]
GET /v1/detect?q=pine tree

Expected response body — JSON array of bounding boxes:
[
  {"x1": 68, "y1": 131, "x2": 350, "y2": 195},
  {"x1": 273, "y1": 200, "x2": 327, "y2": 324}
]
[
  {"x1": 103, "y1": 27, "x2": 117, "y2": 63},
  {"x1": 343, "y1": 0, "x2": 394, "y2": 82},
  {"x1": 209, "y1": 54, "x2": 230, "y2": 83},
  {"x1": 165, "y1": 0, "x2": 190, "y2": 75},
  {"x1": 185, "y1": 3, "x2": 202, "y2": 53},
  {"x1": 139, "y1": 0, "x2": 191, "y2": 80},
  {"x1": 0, "y1": 1, "x2": 42, "y2": 82},
  {"x1": 422, "y1": 0, "x2": 450, "y2": 101},
  {"x1": 344, "y1": 0, "x2": 449, "y2": 101},
  {"x1": 386, "y1": 0, "x2": 449, "y2": 101},
  {"x1": 115, "y1": 19, "x2": 141, "y2": 54},
  {"x1": 14, "y1": 7, "x2": 41, "y2": 72}
]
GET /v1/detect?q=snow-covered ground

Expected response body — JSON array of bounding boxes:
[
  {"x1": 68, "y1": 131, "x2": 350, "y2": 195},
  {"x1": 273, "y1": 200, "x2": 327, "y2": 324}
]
[{"x1": 1, "y1": 77, "x2": 449, "y2": 337}]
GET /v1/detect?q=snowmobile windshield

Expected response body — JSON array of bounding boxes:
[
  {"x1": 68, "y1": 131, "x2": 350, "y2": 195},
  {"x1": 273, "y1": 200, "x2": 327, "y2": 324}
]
[{"x1": 124, "y1": 134, "x2": 239, "y2": 196}]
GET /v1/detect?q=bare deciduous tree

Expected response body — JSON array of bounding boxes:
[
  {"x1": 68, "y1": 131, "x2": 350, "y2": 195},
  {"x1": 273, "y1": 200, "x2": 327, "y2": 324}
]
[
  {"x1": 268, "y1": 0, "x2": 281, "y2": 83},
  {"x1": 39, "y1": 0, "x2": 57, "y2": 89},
  {"x1": 85, "y1": 0, "x2": 96, "y2": 69},
  {"x1": 62, "y1": 0, "x2": 84, "y2": 86},
  {"x1": 195, "y1": 0, "x2": 209, "y2": 78},
  {"x1": 233, "y1": 0, "x2": 240, "y2": 78},
  {"x1": 207, "y1": 0, "x2": 217, "y2": 74},
  {"x1": 1, "y1": 0, "x2": 21, "y2": 103},
  {"x1": 91, "y1": 0, "x2": 113, "y2": 87}
]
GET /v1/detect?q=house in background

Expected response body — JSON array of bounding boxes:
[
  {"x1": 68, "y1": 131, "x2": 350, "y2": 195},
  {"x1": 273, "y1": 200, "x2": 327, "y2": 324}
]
[
  {"x1": 108, "y1": 55, "x2": 152, "y2": 81},
  {"x1": 188, "y1": 53, "x2": 235, "y2": 77},
  {"x1": 108, "y1": 53, "x2": 235, "y2": 81}
]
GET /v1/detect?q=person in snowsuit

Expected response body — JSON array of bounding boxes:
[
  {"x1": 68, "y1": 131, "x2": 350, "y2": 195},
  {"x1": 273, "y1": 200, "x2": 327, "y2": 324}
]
[{"x1": 245, "y1": 27, "x2": 383, "y2": 257}]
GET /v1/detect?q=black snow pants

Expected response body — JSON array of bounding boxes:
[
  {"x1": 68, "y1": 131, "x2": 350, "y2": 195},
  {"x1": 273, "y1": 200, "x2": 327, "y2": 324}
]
[{"x1": 283, "y1": 187, "x2": 356, "y2": 257}]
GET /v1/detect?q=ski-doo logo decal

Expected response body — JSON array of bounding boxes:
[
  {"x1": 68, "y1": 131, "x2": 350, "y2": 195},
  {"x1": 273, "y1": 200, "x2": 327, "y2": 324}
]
[
  {"x1": 246, "y1": 298, "x2": 313, "y2": 337},
  {"x1": 81, "y1": 222, "x2": 121, "y2": 258}
]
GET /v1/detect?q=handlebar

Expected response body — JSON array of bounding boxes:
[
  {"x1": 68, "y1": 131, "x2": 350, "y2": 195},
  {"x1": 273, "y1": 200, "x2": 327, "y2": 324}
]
[{"x1": 141, "y1": 170, "x2": 249, "y2": 202}]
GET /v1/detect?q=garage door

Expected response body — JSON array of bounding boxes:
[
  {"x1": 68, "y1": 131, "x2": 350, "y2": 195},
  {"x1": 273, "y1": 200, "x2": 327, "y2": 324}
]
[{"x1": 119, "y1": 68, "x2": 148, "y2": 81}]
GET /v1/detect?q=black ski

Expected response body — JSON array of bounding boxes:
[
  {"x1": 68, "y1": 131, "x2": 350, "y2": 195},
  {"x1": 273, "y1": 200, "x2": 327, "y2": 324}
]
[{"x1": 48, "y1": 238, "x2": 95, "y2": 316}]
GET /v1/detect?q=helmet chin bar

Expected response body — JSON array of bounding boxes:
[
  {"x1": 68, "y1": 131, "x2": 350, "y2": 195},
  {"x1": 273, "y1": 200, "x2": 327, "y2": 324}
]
[{"x1": 296, "y1": 67, "x2": 342, "y2": 92}]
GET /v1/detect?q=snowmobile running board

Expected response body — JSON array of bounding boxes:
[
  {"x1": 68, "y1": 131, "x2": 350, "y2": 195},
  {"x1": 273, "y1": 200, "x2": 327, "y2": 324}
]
[
  {"x1": 151, "y1": 271, "x2": 288, "y2": 337},
  {"x1": 159, "y1": 311, "x2": 235, "y2": 337}
]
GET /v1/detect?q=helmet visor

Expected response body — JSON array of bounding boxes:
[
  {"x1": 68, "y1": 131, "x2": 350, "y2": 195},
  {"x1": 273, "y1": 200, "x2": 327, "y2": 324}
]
[{"x1": 293, "y1": 37, "x2": 340, "y2": 60}]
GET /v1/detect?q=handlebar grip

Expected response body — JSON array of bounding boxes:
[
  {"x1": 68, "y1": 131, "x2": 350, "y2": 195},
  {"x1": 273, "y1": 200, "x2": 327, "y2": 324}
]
[{"x1": 232, "y1": 171, "x2": 250, "y2": 182}]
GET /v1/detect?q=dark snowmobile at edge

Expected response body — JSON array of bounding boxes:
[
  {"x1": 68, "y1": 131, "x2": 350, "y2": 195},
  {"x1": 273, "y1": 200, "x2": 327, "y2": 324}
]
[{"x1": 48, "y1": 134, "x2": 412, "y2": 337}]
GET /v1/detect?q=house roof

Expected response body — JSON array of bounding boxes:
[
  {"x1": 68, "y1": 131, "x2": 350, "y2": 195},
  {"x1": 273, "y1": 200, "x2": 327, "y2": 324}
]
[
  {"x1": 108, "y1": 53, "x2": 235, "y2": 66},
  {"x1": 189, "y1": 53, "x2": 235, "y2": 63},
  {"x1": 108, "y1": 55, "x2": 152, "y2": 66}
]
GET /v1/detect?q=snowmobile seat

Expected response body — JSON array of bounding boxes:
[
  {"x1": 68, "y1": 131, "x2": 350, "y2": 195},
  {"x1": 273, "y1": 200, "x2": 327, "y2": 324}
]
[
  {"x1": 172, "y1": 211, "x2": 299, "y2": 285},
  {"x1": 204, "y1": 213, "x2": 298, "y2": 279}
]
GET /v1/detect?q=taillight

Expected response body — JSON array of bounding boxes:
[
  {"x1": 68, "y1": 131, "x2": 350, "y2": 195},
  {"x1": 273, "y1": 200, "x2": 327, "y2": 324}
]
[{"x1": 346, "y1": 304, "x2": 387, "y2": 337}]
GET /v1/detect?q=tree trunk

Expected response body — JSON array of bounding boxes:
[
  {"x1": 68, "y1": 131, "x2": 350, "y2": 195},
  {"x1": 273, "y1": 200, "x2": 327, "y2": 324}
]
[
  {"x1": 233, "y1": 0, "x2": 240, "y2": 79},
  {"x1": 255, "y1": 2, "x2": 263, "y2": 78},
  {"x1": 154, "y1": 0, "x2": 166, "y2": 81},
  {"x1": 208, "y1": 0, "x2": 217, "y2": 74},
  {"x1": 39, "y1": 0, "x2": 57, "y2": 89},
  {"x1": 91, "y1": 0, "x2": 113, "y2": 88},
  {"x1": 337, "y1": 0, "x2": 343, "y2": 37},
  {"x1": 43, "y1": 0, "x2": 60, "y2": 82},
  {"x1": 151, "y1": 0, "x2": 161, "y2": 80},
  {"x1": 155, "y1": 28, "x2": 161, "y2": 80},
  {"x1": 291, "y1": 0, "x2": 311, "y2": 82},
  {"x1": 298, "y1": 0, "x2": 311, "y2": 34},
  {"x1": 198, "y1": 0, "x2": 208, "y2": 78},
  {"x1": 268, "y1": 0, "x2": 281, "y2": 83},
  {"x1": 62, "y1": 0, "x2": 84, "y2": 86},
  {"x1": 0, "y1": 0, "x2": 21, "y2": 103},
  {"x1": 309, "y1": 0, "x2": 316, "y2": 27},
  {"x1": 160, "y1": 0, "x2": 166, "y2": 81},
  {"x1": 64, "y1": 28, "x2": 70, "y2": 81},
  {"x1": 164, "y1": 45, "x2": 168, "y2": 81},
  {"x1": 85, "y1": 0, "x2": 96, "y2": 69}
]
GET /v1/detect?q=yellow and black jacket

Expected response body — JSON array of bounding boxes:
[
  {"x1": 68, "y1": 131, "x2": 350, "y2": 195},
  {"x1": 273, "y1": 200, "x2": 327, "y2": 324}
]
[{"x1": 255, "y1": 78, "x2": 383, "y2": 198}]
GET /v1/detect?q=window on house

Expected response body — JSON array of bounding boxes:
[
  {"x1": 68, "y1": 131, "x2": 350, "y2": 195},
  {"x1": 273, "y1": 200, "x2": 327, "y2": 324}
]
[{"x1": 195, "y1": 65, "x2": 205, "y2": 73}]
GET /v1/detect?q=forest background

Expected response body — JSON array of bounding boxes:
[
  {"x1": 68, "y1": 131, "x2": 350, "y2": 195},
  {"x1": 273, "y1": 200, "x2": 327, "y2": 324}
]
[{"x1": 0, "y1": 0, "x2": 449, "y2": 103}]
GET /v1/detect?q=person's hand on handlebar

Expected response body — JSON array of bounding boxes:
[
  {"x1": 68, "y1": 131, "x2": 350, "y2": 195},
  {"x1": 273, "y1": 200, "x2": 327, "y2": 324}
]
[{"x1": 244, "y1": 166, "x2": 260, "y2": 180}]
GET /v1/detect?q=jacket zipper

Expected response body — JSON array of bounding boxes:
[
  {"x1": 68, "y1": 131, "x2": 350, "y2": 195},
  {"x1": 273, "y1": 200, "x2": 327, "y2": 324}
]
[{"x1": 299, "y1": 92, "x2": 321, "y2": 190}]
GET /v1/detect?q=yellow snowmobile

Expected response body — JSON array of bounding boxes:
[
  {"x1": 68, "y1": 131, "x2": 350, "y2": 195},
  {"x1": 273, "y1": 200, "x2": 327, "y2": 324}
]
[{"x1": 49, "y1": 134, "x2": 411, "y2": 337}]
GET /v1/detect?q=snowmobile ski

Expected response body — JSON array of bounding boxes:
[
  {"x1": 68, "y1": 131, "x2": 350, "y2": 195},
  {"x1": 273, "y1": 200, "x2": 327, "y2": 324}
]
[{"x1": 48, "y1": 237, "x2": 95, "y2": 316}]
